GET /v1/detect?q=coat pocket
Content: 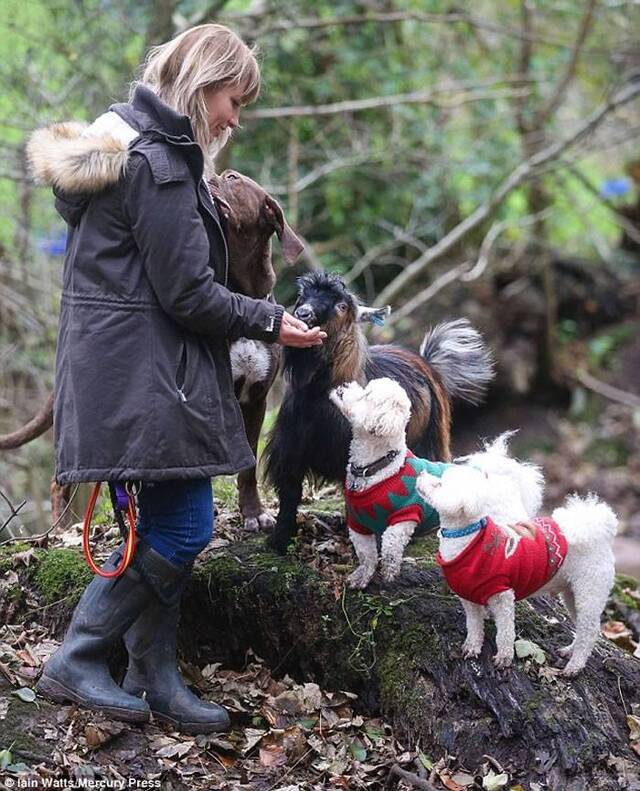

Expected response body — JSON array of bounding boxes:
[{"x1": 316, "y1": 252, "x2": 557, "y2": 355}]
[{"x1": 175, "y1": 339, "x2": 188, "y2": 402}]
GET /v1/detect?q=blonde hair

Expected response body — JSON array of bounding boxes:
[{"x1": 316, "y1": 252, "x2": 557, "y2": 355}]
[{"x1": 135, "y1": 24, "x2": 260, "y2": 172}]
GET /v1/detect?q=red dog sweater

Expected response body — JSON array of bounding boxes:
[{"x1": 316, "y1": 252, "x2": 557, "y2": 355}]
[
  {"x1": 436, "y1": 516, "x2": 567, "y2": 605},
  {"x1": 345, "y1": 452, "x2": 448, "y2": 536}
]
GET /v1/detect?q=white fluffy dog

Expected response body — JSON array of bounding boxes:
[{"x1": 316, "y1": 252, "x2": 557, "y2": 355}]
[
  {"x1": 330, "y1": 378, "x2": 448, "y2": 588},
  {"x1": 330, "y1": 377, "x2": 541, "y2": 590},
  {"x1": 416, "y1": 464, "x2": 618, "y2": 675}
]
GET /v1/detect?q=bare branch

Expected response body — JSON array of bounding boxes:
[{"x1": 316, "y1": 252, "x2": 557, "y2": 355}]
[
  {"x1": 574, "y1": 368, "x2": 640, "y2": 409},
  {"x1": 385, "y1": 261, "x2": 472, "y2": 328},
  {"x1": 244, "y1": 78, "x2": 534, "y2": 120},
  {"x1": 536, "y1": 0, "x2": 599, "y2": 125},
  {"x1": 0, "y1": 487, "x2": 27, "y2": 536},
  {"x1": 514, "y1": 1, "x2": 534, "y2": 134},
  {"x1": 373, "y1": 81, "x2": 640, "y2": 308},
  {"x1": 220, "y1": 9, "x2": 633, "y2": 57},
  {"x1": 463, "y1": 207, "x2": 555, "y2": 283}
]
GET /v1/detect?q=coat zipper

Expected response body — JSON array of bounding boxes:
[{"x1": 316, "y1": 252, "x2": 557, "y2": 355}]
[{"x1": 201, "y1": 179, "x2": 229, "y2": 286}]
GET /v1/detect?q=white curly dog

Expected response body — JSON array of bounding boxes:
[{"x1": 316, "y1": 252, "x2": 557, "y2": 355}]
[
  {"x1": 417, "y1": 462, "x2": 618, "y2": 675},
  {"x1": 330, "y1": 377, "x2": 542, "y2": 590}
]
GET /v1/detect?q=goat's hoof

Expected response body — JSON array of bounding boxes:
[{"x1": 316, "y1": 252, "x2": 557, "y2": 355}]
[
  {"x1": 244, "y1": 512, "x2": 275, "y2": 532},
  {"x1": 266, "y1": 533, "x2": 291, "y2": 556},
  {"x1": 347, "y1": 567, "x2": 375, "y2": 589}
]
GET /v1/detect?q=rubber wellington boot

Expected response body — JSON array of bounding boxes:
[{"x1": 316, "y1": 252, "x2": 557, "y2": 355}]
[
  {"x1": 121, "y1": 553, "x2": 230, "y2": 734},
  {"x1": 37, "y1": 544, "x2": 153, "y2": 723}
]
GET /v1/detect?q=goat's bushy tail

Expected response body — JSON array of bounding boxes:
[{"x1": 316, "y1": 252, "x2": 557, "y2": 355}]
[
  {"x1": 420, "y1": 319, "x2": 494, "y2": 405},
  {"x1": 552, "y1": 493, "x2": 618, "y2": 548}
]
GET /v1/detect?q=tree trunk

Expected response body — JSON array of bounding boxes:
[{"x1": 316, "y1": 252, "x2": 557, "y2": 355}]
[{"x1": 2, "y1": 533, "x2": 640, "y2": 789}]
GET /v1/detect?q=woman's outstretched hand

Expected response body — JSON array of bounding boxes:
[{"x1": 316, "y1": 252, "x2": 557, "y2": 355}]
[{"x1": 277, "y1": 311, "x2": 327, "y2": 348}]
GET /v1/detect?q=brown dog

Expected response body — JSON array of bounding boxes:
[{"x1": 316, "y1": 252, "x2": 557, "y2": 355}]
[
  {"x1": 210, "y1": 170, "x2": 303, "y2": 529},
  {"x1": 1, "y1": 172, "x2": 303, "y2": 532}
]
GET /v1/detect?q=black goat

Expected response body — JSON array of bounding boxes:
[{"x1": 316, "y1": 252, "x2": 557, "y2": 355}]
[{"x1": 264, "y1": 271, "x2": 494, "y2": 554}]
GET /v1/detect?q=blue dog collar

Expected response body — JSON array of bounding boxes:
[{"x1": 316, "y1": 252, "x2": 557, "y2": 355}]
[{"x1": 440, "y1": 517, "x2": 487, "y2": 539}]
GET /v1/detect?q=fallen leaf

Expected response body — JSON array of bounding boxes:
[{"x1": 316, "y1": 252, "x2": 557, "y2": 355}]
[
  {"x1": 84, "y1": 720, "x2": 124, "y2": 749},
  {"x1": 627, "y1": 714, "x2": 640, "y2": 742},
  {"x1": 155, "y1": 741, "x2": 194, "y2": 759},
  {"x1": 259, "y1": 742, "x2": 287, "y2": 768},
  {"x1": 439, "y1": 769, "x2": 466, "y2": 791},
  {"x1": 13, "y1": 687, "x2": 37, "y2": 704},
  {"x1": 452, "y1": 771, "x2": 476, "y2": 787},
  {"x1": 483, "y1": 770, "x2": 509, "y2": 789},
  {"x1": 349, "y1": 738, "x2": 367, "y2": 762},
  {"x1": 418, "y1": 752, "x2": 433, "y2": 770},
  {"x1": 514, "y1": 639, "x2": 546, "y2": 665}
]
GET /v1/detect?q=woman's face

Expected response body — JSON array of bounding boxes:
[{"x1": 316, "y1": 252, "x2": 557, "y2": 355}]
[{"x1": 204, "y1": 85, "x2": 243, "y2": 141}]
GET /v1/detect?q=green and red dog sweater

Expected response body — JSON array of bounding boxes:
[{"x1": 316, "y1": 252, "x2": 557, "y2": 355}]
[{"x1": 345, "y1": 451, "x2": 449, "y2": 536}]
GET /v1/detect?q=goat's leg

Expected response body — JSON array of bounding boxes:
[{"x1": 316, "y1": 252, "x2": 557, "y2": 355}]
[
  {"x1": 347, "y1": 529, "x2": 378, "y2": 589},
  {"x1": 267, "y1": 471, "x2": 305, "y2": 555},
  {"x1": 238, "y1": 397, "x2": 274, "y2": 532},
  {"x1": 379, "y1": 520, "x2": 417, "y2": 583},
  {"x1": 487, "y1": 589, "x2": 516, "y2": 668}
]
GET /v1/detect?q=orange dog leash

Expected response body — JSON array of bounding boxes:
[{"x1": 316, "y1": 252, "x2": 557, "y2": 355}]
[{"x1": 82, "y1": 481, "x2": 138, "y2": 578}]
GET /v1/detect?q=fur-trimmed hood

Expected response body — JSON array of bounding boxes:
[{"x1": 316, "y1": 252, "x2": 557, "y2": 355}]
[
  {"x1": 27, "y1": 114, "x2": 138, "y2": 195},
  {"x1": 27, "y1": 85, "x2": 198, "y2": 197}
]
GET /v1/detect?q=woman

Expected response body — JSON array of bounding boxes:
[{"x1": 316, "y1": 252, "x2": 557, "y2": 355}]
[{"x1": 28, "y1": 24, "x2": 324, "y2": 734}]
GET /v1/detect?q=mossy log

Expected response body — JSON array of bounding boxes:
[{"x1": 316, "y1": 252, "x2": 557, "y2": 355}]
[{"x1": 2, "y1": 534, "x2": 640, "y2": 789}]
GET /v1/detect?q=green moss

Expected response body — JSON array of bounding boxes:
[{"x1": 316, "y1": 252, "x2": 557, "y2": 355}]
[
  {"x1": 196, "y1": 538, "x2": 323, "y2": 601},
  {"x1": 612, "y1": 574, "x2": 640, "y2": 611},
  {"x1": 0, "y1": 542, "x2": 30, "y2": 574},
  {"x1": 0, "y1": 697, "x2": 42, "y2": 754},
  {"x1": 376, "y1": 624, "x2": 436, "y2": 721},
  {"x1": 405, "y1": 533, "x2": 439, "y2": 565},
  {"x1": 33, "y1": 548, "x2": 92, "y2": 604}
]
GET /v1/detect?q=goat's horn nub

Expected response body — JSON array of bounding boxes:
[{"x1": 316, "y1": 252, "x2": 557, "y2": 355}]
[{"x1": 357, "y1": 305, "x2": 391, "y2": 326}]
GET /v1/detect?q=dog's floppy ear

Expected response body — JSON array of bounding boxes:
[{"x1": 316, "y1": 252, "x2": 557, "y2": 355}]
[
  {"x1": 262, "y1": 195, "x2": 304, "y2": 264},
  {"x1": 206, "y1": 177, "x2": 232, "y2": 220}
]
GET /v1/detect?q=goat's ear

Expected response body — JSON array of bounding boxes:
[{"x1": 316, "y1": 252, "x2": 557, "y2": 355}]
[
  {"x1": 262, "y1": 195, "x2": 304, "y2": 264},
  {"x1": 357, "y1": 305, "x2": 391, "y2": 326}
]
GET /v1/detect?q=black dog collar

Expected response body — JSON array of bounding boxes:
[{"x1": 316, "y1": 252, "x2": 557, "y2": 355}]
[{"x1": 349, "y1": 449, "x2": 401, "y2": 479}]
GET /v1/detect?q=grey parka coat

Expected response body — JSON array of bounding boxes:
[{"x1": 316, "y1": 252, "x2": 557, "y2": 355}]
[{"x1": 28, "y1": 86, "x2": 284, "y2": 485}]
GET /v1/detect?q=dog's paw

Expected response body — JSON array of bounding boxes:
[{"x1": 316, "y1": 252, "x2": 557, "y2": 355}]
[
  {"x1": 461, "y1": 639, "x2": 482, "y2": 658},
  {"x1": 560, "y1": 659, "x2": 585, "y2": 677},
  {"x1": 558, "y1": 642, "x2": 574, "y2": 658},
  {"x1": 380, "y1": 558, "x2": 401, "y2": 584},
  {"x1": 347, "y1": 566, "x2": 376, "y2": 589},
  {"x1": 493, "y1": 652, "x2": 513, "y2": 669}
]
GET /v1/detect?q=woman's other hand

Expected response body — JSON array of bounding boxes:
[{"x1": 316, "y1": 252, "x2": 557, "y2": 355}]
[
  {"x1": 277, "y1": 311, "x2": 327, "y2": 348},
  {"x1": 507, "y1": 520, "x2": 539, "y2": 539}
]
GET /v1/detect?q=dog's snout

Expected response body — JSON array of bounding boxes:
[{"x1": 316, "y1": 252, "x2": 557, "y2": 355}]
[{"x1": 294, "y1": 304, "x2": 315, "y2": 326}]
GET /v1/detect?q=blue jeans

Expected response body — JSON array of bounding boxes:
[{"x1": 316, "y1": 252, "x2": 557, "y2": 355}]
[{"x1": 136, "y1": 479, "x2": 214, "y2": 567}]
